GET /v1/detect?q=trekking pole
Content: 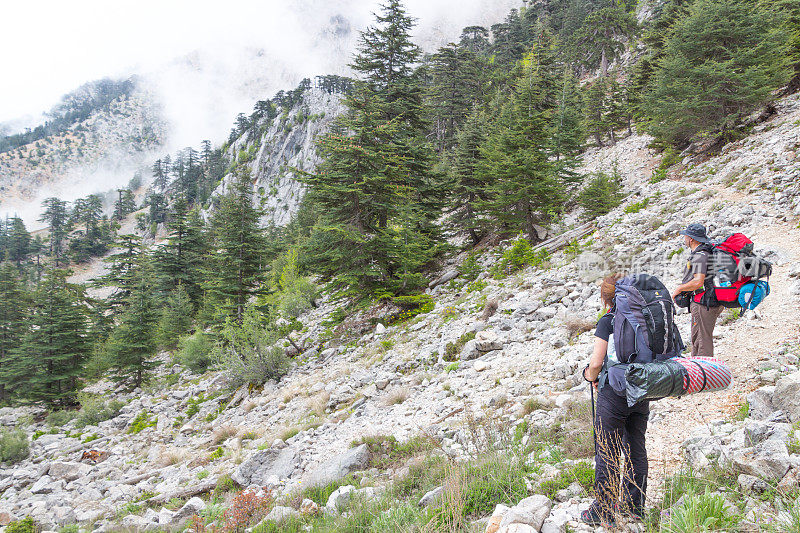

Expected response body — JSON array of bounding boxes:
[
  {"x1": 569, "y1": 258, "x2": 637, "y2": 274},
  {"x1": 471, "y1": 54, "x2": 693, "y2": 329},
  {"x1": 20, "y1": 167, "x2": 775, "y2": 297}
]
[{"x1": 584, "y1": 364, "x2": 598, "y2": 456}]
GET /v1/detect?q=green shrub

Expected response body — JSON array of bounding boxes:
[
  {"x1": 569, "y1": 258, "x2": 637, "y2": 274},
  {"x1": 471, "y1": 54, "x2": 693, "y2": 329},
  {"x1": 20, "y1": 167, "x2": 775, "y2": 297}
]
[
  {"x1": 269, "y1": 248, "x2": 319, "y2": 318},
  {"x1": 209, "y1": 447, "x2": 224, "y2": 460},
  {"x1": 444, "y1": 331, "x2": 476, "y2": 362},
  {"x1": 577, "y1": 171, "x2": 624, "y2": 220},
  {"x1": 443, "y1": 453, "x2": 530, "y2": 519},
  {"x1": 214, "y1": 474, "x2": 237, "y2": 495},
  {"x1": 215, "y1": 305, "x2": 291, "y2": 387},
  {"x1": 662, "y1": 489, "x2": 741, "y2": 533},
  {"x1": 459, "y1": 253, "x2": 482, "y2": 281},
  {"x1": 6, "y1": 517, "x2": 37, "y2": 533},
  {"x1": 253, "y1": 516, "x2": 304, "y2": 533},
  {"x1": 74, "y1": 393, "x2": 125, "y2": 428},
  {"x1": 624, "y1": 197, "x2": 650, "y2": 214},
  {"x1": 176, "y1": 332, "x2": 214, "y2": 373},
  {"x1": 127, "y1": 412, "x2": 157, "y2": 434},
  {"x1": 538, "y1": 462, "x2": 594, "y2": 499},
  {"x1": 46, "y1": 409, "x2": 76, "y2": 428},
  {"x1": 301, "y1": 474, "x2": 360, "y2": 506},
  {"x1": 352, "y1": 435, "x2": 433, "y2": 469},
  {"x1": 0, "y1": 429, "x2": 30, "y2": 464},
  {"x1": 492, "y1": 237, "x2": 549, "y2": 278},
  {"x1": 466, "y1": 280, "x2": 487, "y2": 293}
]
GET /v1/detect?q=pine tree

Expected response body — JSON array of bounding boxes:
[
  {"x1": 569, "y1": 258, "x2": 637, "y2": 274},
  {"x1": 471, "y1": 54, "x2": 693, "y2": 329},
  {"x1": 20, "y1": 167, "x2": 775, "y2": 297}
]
[
  {"x1": 550, "y1": 68, "x2": 585, "y2": 160},
  {"x1": 39, "y1": 198, "x2": 71, "y2": 266},
  {"x1": 575, "y1": 4, "x2": 638, "y2": 77},
  {"x1": 427, "y1": 43, "x2": 485, "y2": 151},
  {"x1": 104, "y1": 253, "x2": 159, "y2": 388},
  {"x1": 152, "y1": 196, "x2": 207, "y2": 308},
  {"x1": 95, "y1": 234, "x2": 143, "y2": 316},
  {"x1": 478, "y1": 30, "x2": 568, "y2": 242},
  {"x1": 113, "y1": 189, "x2": 136, "y2": 220},
  {"x1": 446, "y1": 108, "x2": 491, "y2": 245},
  {"x1": 203, "y1": 168, "x2": 266, "y2": 323},
  {"x1": 156, "y1": 283, "x2": 193, "y2": 350},
  {"x1": 152, "y1": 159, "x2": 167, "y2": 191},
  {"x1": 6, "y1": 269, "x2": 90, "y2": 406},
  {"x1": 0, "y1": 263, "x2": 28, "y2": 402},
  {"x1": 583, "y1": 78, "x2": 609, "y2": 146},
  {"x1": 301, "y1": 0, "x2": 444, "y2": 298},
  {"x1": 5, "y1": 217, "x2": 31, "y2": 266},
  {"x1": 645, "y1": 0, "x2": 791, "y2": 145}
]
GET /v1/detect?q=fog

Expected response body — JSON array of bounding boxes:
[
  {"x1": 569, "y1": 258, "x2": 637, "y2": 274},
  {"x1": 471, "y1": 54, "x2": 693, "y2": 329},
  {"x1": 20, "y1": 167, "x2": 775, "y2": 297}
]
[{"x1": 1, "y1": 0, "x2": 520, "y2": 225}]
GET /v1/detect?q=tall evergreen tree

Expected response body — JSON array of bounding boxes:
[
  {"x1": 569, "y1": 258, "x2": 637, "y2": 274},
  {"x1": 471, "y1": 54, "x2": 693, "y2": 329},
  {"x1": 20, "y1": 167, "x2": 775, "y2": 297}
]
[
  {"x1": 203, "y1": 168, "x2": 266, "y2": 323},
  {"x1": 153, "y1": 196, "x2": 207, "y2": 307},
  {"x1": 0, "y1": 263, "x2": 28, "y2": 402},
  {"x1": 478, "y1": 30, "x2": 569, "y2": 242},
  {"x1": 645, "y1": 0, "x2": 791, "y2": 145},
  {"x1": 39, "y1": 198, "x2": 71, "y2": 266},
  {"x1": 302, "y1": 0, "x2": 444, "y2": 298},
  {"x1": 575, "y1": 4, "x2": 638, "y2": 77},
  {"x1": 5, "y1": 217, "x2": 31, "y2": 266},
  {"x1": 446, "y1": 108, "x2": 491, "y2": 245},
  {"x1": 6, "y1": 269, "x2": 90, "y2": 406},
  {"x1": 113, "y1": 189, "x2": 137, "y2": 221},
  {"x1": 104, "y1": 253, "x2": 159, "y2": 388}
]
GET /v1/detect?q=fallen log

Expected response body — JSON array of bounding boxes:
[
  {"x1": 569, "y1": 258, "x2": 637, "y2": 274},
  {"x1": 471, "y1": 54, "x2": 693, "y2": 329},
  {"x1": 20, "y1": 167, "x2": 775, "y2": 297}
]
[
  {"x1": 531, "y1": 222, "x2": 595, "y2": 255},
  {"x1": 145, "y1": 480, "x2": 218, "y2": 505}
]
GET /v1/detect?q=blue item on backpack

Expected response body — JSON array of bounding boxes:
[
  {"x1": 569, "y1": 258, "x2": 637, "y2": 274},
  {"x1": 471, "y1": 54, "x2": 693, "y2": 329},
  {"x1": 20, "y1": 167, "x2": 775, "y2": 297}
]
[{"x1": 738, "y1": 280, "x2": 770, "y2": 310}]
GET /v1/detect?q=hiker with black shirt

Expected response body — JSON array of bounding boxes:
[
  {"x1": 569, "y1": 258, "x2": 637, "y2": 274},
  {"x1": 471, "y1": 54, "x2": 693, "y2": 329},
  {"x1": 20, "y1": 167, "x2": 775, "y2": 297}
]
[
  {"x1": 581, "y1": 274, "x2": 649, "y2": 526},
  {"x1": 671, "y1": 223, "x2": 723, "y2": 358}
]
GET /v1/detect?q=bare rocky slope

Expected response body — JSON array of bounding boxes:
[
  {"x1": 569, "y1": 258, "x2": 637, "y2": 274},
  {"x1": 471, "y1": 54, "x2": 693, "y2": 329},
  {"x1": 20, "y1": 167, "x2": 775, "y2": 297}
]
[{"x1": 1, "y1": 93, "x2": 800, "y2": 532}]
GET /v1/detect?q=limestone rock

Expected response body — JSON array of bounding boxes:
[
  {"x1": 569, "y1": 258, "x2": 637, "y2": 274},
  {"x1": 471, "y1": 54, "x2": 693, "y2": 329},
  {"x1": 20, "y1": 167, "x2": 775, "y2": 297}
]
[
  {"x1": 172, "y1": 497, "x2": 206, "y2": 523},
  {"x1": 485, "y1": 504, "x2": 511, "y2": 533},
  {"x1": 732, "y1": 439, "x2": 792, "y2": 481},
  {"x1": 747, "y1": 387, "x2": 776, "y2": 421},
  {"x1": 499, "y1": 495, "x2": 552, "y2": 531},
  {"x1": 306, "y1": 444, "x2": 371, "y2": 487},
  {"x1": 232, "y1": 446, "x2": 298, "y2": 486},
  {"x1": 419, "y1": 486, "x2": 443, "y2": 507},
  {"x1": 265, "y1": 505, "x2": 301, "y2": 522},
  {"x1": 48, "y1": 461, "x2": 91, "y2": 482},
  {"x1": 475, "y1": 330, "x2": 503, "y2": 352},
  {"x1": 773, "y1": 372, "x2": 800, "y2": 423},
  {"x1": 326, "y1": 485, "x2": 356, "y2": 511}
]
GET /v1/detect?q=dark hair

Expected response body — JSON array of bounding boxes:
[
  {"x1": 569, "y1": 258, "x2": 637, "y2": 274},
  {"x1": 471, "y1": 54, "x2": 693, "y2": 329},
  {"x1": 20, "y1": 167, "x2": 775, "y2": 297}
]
[{"x1": 600, "y1": 273, "x2": 624, "y2": 309}]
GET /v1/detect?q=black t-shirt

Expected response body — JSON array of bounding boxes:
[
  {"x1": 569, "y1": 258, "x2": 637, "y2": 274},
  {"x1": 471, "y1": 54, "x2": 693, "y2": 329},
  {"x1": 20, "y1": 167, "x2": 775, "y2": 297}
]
[{"x1": 595, "y1": 313, "x2": 613, "y2": 342}]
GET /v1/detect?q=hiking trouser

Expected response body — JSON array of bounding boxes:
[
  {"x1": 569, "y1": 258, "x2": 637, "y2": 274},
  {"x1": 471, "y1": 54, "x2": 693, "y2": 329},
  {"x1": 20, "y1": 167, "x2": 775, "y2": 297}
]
[
  {"x1": 591, "y1": 386, "x2": 649, "y2": 517},
  {"x1": 690, "y1": 303, "x2": 723, "y2": 358}
]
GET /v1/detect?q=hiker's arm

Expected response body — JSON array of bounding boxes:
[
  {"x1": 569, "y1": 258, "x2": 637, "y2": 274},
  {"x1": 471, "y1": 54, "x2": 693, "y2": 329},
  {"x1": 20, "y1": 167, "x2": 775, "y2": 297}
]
[
  {"x1": 584, "y1": 337, "x2": 607, "y2": 382},
  {"x1": 672, "y1": 273, "x2": 705, "y2": 298}
]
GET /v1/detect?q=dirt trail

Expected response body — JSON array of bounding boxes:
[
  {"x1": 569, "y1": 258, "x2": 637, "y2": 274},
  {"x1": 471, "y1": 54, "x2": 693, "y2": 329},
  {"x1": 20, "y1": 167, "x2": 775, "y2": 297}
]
[{"x1": 646, "y1": 197, "x2": 800, "y2": 496}]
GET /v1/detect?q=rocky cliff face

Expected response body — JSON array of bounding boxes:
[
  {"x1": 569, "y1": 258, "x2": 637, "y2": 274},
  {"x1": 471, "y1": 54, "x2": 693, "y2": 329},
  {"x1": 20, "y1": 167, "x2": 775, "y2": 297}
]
[{"x1": 214, "y1": 88, "x2": 346, "y2": 226}]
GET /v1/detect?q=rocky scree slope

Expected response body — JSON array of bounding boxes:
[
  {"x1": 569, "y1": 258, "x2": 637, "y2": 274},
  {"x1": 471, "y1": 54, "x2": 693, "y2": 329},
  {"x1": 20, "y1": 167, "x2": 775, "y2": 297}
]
[{"x1": 1, "y1": 95, "x2": 800, "y2": 532}]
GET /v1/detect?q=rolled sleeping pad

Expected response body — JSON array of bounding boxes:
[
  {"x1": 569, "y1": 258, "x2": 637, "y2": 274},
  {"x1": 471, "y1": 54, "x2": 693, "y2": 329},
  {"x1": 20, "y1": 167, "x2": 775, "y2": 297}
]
[
  {"x1": 673, "y1": 357, "x2": 732, "y2": 394},
  {"x1": 738, "y1": 281, "x2": 770, "y2": 310},
  {"x1": 624, "y1": 357, "x2": 732, "y2": 406}
]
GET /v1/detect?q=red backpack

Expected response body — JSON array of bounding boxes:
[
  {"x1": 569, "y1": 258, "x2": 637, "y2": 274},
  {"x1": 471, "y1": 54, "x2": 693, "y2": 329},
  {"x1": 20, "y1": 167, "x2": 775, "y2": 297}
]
[{"x1": 694, "y1": 233, "x2": 772, "y2": 308}]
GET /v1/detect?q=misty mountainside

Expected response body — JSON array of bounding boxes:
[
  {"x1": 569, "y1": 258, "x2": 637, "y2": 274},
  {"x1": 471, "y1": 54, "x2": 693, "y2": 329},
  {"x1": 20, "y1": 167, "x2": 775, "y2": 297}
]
[{"x1": 0, "y1": 79, "x2": 166, "y2": 213}]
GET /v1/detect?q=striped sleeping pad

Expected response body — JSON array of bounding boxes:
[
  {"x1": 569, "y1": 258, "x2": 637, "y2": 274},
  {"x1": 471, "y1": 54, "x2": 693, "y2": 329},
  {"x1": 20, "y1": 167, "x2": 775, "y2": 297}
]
[{"x1": 624, "y1": 357, "x2": 732, "y2": 406}]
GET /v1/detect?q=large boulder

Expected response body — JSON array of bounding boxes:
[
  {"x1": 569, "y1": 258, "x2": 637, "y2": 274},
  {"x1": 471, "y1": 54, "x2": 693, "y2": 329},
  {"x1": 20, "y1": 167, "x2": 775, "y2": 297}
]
[
  {"x1": 172, "y1": 497, "x2": 206, "y2": 523},
  {"x1": 732, "y1": 439, "x2": 792, "y2": 481},
  {"x1": 474, "y1": 330, "x2": 503, "y2": 352},
  {"x1": 306, "y1": 444, "x2": 371, "y2": 487},
  {"x1": 232, "y1": 446, "x2": 299, "y2": 487},
  {"x1": 747, "y1": 386, "x2": 775, "y2": 421},
  {"x1": 48, "y1": 461, "x2": 91, "y2": 482},
  {"x1": 326, "y1": 485, "x2": 356, "y2": 511},
  {"x1": 773, "y1": 372, "x2": 800, "y2": 423}
]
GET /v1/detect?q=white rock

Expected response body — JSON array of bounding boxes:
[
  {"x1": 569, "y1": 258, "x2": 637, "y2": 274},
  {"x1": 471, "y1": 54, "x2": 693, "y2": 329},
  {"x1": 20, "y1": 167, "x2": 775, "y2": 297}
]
[
  {"x1": 326, "y1": 485, "x2": 356, "y2": 511},
  {"x1": 474, "y1": 361, "x2": 490, "y2": 372}
]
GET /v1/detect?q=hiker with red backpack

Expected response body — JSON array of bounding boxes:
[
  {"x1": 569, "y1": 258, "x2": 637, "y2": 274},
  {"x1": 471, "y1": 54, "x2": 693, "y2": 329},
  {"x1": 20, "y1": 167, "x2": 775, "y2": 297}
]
[
  {"x1": 671, "y1": 223, "x2": 723, "y2": 357},
  {"x1": 672, "y1": 223, "x2": 772, "y2": 357}
]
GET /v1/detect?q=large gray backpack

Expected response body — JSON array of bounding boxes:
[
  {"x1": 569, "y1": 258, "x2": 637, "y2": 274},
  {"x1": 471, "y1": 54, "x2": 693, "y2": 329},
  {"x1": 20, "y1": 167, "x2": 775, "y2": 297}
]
[{"x1": 603, "y1": 274, "x2": 685, "y2": 397}]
